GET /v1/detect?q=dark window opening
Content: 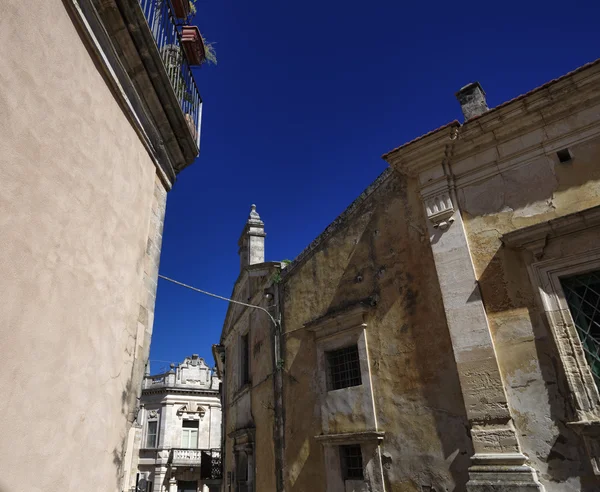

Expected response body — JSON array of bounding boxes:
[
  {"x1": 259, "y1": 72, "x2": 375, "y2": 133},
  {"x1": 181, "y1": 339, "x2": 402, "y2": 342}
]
[
  {"x1": 241, "y1": 333, "x2": 250, "y2": 385},
  {"x1": 340, "y1": 444, "x2": 364, "y2": 480},
  {"x1": 561, "y1": 270, "x2": 600, "y2": 389},
  {"x1": 557, "y1": 148, "x2": 572, "y2": 163},
  {"x1": 326, "y1": 345, "x2": 362, "y2": 390}
]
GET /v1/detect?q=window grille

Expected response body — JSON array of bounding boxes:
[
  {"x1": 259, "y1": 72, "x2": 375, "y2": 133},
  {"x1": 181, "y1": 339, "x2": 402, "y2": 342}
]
[
  {"x1": 326, "y1": 345, "x2": 362, "y2": 390},
  {"x1": 340, "y1": 444, "x2": 364, "y2": 480},
  {"x1": 561, "y1": 270, "x2": 600, "y2": 389}
]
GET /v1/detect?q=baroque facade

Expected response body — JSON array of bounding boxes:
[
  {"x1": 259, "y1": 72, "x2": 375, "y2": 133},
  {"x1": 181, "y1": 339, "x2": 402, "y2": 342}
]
[
  {"x1": 215, "y1": 58, "x2": 600, "y2": 492},
  {"x1": 0, "y1": 0, "x2": 204, "y2": 491},
  {"x1": 127, "y1": 355, "x2": 222, "y2": 492}
]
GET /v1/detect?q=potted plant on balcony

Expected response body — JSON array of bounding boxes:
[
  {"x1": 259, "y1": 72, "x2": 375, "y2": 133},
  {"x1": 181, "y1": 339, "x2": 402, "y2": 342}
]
[{"x1": 181, "y1": 26, "x2": 217, "y2": 66}]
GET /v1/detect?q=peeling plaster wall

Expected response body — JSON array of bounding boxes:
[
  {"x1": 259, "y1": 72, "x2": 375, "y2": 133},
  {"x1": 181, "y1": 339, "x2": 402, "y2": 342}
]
[
  {"x1": 457, "y1": 126, "x2": 600, "y2": 490},
  {"x1": 0, "y1": 1, "x2": 166, "y2": 490},
  {"x1": 280, "y1": 172, "x2": 473, "y2": 492}
]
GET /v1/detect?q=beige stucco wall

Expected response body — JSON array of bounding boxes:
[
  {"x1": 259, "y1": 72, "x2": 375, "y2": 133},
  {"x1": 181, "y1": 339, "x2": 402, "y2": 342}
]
[
  {"x1": 0, "y1": 1, "x2": 165, "y2": 490},
  {"x1": 457, "y1": 127, "x2": 600, "y2": 489},
  {"x1": 280, "y1": 171, "x2": 473, "y2": 492}
]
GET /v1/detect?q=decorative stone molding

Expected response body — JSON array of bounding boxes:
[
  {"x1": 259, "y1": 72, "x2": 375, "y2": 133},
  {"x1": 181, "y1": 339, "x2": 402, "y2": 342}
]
[
  {"x1": 304, "y1": 302, "x2": 370, "y2": 340},
  {"x1": 424, "y1": 191, "x2": 455, "y2": 230},
  {"x1": 176, "y1": 403, "x2": 206, "y2": 419},
  {"x1": 314, "y1": 431, "x2": 385, "y2": 445}
]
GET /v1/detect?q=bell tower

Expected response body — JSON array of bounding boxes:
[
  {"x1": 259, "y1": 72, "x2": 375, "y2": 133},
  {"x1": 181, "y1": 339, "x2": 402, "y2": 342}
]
[{"x1": 238, "y1": 204, "x2": 266, "y2": 270}]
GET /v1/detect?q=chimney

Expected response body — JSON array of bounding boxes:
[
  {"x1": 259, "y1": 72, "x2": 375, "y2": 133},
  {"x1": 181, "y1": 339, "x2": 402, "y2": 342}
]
[
  {"x1": 456, "y1": 81, "x2": 488, "y2": 120},
  {"x1": 238, "y1": 204, "x2": 266, "y2": 270}
]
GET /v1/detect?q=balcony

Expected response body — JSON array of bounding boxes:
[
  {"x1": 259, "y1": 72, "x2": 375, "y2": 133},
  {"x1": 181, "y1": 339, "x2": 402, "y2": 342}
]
[
  {"x1": 171, "y1": 448, "x2": 202, "y2": 466},
  {"x1": 170, "y1": 449, "x2": 223, "y2": 480},
  {"x1": 87, "y1": 0, "x2": 204, "y2": 178},
  {"x1": 138, "y1": 0, "x2": 202, "y2": 146}
]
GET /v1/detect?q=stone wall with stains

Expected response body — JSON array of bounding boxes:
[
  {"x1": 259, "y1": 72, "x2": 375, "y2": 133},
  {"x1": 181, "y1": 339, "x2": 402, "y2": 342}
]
[
  {"x1": 455, "y1": 113, "x2": 600, "y2": 489},
  {"x1": 221, "y1": 266, "x2": 278, "y2": 492},
  {"x1": 280, "y1": 170, "x2": 473, "y2": 492}
]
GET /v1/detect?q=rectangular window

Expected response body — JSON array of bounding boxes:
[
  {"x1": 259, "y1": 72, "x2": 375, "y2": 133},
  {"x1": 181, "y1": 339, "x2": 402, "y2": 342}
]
[
  {"x1": 241, "y1": 333, "x2": 250, "y2": 385},
  {"x1": 181, "y1": 420, "x2": 199, "y2": 448},
  {"x1": 340, "y1": 444, "x2": 364, "y2": 480},
  {"x1": 146, "y1": 420, "x2": 158, "y2": 448},
  {"x1": 561, "y1": 270, "x2": 600, "y2": 389},
  {"x1": 326, "y1": 345, "x2": 362, "y2": 390}
]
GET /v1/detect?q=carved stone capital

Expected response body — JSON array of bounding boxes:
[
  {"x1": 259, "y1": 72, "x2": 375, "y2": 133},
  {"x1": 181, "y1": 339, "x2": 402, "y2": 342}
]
[{"x1": 423, "y1": 191, "x2": 455, "y2": 230}]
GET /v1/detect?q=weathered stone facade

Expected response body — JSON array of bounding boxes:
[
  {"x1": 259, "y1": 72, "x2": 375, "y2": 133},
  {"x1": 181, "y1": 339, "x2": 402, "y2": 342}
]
[
  {"x1": 217, "y1": 59, "x2": 600, "y2": 492},
  {"x1": 127, "y1": 355, "x2": 222, "y2": 492},
  {"x1": 0, "y1": 0, "x2": 201, "y2": 490}
]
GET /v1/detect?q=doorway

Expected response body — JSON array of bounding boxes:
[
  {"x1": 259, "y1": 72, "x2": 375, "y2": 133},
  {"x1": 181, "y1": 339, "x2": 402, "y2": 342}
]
[{"x1": 177, "y1": 480, "x2": 198, "y2": 492}]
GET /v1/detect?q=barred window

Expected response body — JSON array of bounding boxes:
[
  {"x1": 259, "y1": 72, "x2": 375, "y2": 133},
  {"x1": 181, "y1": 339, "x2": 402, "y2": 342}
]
[
  {"x1": 561, "y1": 270, "x2": 600, "y2": 389},
  {"x1": 326, "y1": 345, "x2": 362, "y2": 390},
  {"x1": 340, "y1": 444, "x2": 364, "y2": 480}
]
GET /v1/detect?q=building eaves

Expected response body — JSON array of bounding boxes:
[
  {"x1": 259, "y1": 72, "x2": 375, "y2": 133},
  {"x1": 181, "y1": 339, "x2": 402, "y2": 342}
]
[
  {"x1": 465, "y1": 57, "x2": 600, "y2": 125},
  {"x1": 381, "y1": 120, "x2": 460, "y2": 160},
  {"x1": 280, "y1": 167, "x2": 393, "y2": 281},
  {"x1": 381, "y1": 57, "x2": 600, "y2": 161}
]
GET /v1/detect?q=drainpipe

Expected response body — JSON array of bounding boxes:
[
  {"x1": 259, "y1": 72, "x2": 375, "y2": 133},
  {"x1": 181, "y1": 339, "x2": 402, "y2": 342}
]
[{"x1": 270, "y1": 281, "x2": 285, "y2": 492}]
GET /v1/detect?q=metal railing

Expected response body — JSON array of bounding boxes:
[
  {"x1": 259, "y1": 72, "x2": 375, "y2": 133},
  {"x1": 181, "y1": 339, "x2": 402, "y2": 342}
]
[{"x1": 138, "y1": 0, "x2": 202, "y2": 146}]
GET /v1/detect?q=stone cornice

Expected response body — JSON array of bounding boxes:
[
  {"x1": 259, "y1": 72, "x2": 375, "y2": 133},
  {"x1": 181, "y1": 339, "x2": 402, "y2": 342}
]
[
  {"x1": 142, "y1": 387, "x2": 219, "y2": 397},
  {"x1": 382, "y1": 122, "x2": 460, "y2": 178},
  {"x1": 501, "y1": 205, "x2": 600, "y2": 257},
  {"x1": 314, "y1": 430, "x2": 385, "y2": 445},
  {"x1": 382, "y1": 59, "x2": 600, "y2": 188},
  {"x1": 305, "y1": 303, "x2": 369, "y2": 340},
  {"x1": 65, "y1": 0, "x2": 177, "y2": 188},
  {"x1": 459, "y1": 59, "x2": 600, "y2": 146}
]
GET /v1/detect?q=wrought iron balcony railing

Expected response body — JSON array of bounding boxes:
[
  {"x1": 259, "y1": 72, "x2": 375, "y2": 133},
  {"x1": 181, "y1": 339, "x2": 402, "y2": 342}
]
[{"x1": 137, "y1": 0, "x2": 202, "y2": 146}]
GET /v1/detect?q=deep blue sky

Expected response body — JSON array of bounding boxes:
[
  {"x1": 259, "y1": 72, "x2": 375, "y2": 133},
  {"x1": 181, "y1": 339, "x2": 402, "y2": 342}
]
[{"x1": 149, "y1": 0, "x2": 599, "y2": 373}]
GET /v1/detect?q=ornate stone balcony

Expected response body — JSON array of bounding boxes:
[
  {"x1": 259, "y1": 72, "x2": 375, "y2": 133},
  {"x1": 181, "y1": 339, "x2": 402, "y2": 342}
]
[
  {"x1": 168, "y1": 448, "x2": 223, "y2": 479},
  {"x1": 170, "y1": 448, "x2": 203, "y2": 466}
]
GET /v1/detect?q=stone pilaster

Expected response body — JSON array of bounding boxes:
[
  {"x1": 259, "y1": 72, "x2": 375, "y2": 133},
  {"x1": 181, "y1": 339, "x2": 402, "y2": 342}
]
[
  {"x1": 154, "y1": 462, "x2": 168, "y2": 492},
  {"x1": 420, "y1": 173, "x2": 544, "y2": 491}
]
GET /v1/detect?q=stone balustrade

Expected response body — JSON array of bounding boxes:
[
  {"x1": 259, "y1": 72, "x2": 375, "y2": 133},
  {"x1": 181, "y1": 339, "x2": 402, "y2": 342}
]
[{"x1": 170, "y1": 448, "x2": 203, "y2": 466}]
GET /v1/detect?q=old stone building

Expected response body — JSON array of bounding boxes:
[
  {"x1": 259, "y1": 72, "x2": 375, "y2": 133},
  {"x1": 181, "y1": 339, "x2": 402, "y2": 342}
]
[
  {"x1": 127, "y1": 355, "x2": 222, "y2": 492},
  {"x1": 215, "y1": 58, "x2": 600, "y2": 492},
  {"x1": 0, "y1": 0, "x2": 206, "y2": 491}
]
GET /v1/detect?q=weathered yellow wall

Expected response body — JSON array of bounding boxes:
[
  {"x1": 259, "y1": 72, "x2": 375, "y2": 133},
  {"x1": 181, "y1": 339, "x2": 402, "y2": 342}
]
[
  {"x1": 0, "y1": 1, "x2": 161, "y2": 490},
  {"x1": 458, "y1": 133, "x2": 600, "y2": 488},
  {"x1": 281, "y1": 171, "x2": 473, "y2": 492},
  {"x1": 222, "y1": 280, "x2": 277, "y2": 491}
]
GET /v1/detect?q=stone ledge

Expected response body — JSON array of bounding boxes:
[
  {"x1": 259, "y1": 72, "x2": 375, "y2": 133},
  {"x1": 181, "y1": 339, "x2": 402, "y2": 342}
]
[{"x1": 314, "y1": 430, "x2": 384, "y2": 445}]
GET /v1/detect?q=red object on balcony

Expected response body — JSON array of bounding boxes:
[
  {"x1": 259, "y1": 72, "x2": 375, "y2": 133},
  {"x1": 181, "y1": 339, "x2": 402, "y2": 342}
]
[
  {"x1": 170, "y1": 0, "x2": 190, "y2": 19},
  {"x1": 181, "y1": 26, "x2": 206, "y2": 66}
]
